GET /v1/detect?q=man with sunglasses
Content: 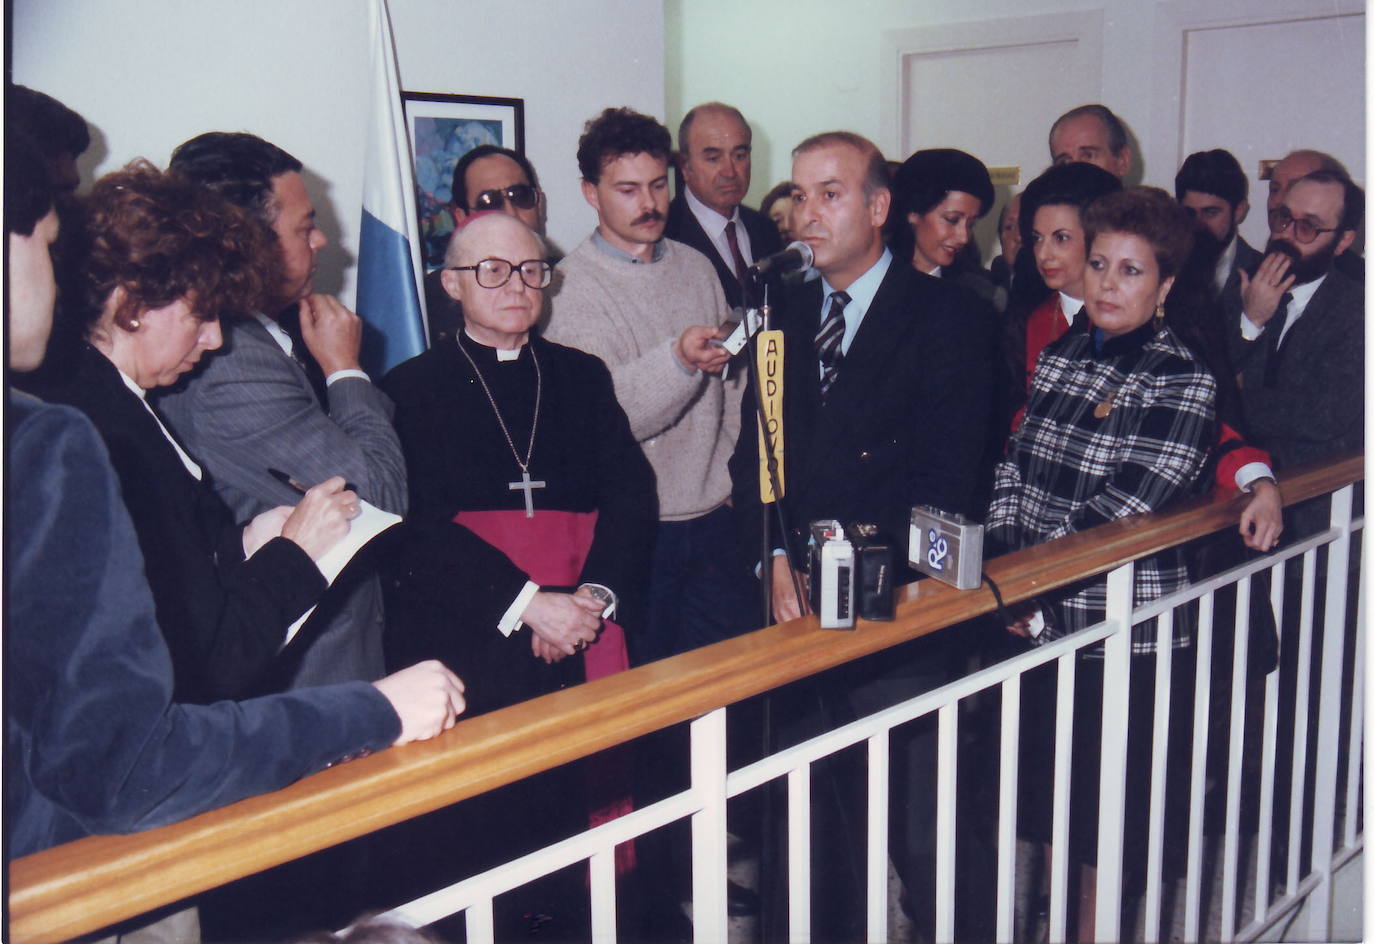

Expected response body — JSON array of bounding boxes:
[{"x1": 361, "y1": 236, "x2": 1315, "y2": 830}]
[
  {"x1": 1233, "y1": 170, "x2": 1364, "y2": 477},
  {"x1": 424, "y1": 145, "x2": 548, "y2": 345}
]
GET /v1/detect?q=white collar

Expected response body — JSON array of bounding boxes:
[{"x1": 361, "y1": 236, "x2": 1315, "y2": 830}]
[
  {"x1": 464, "y1": 328, "x2": 525, "y2": 361},
  {"x1": 252, "y1": 311, "x2": 296, "y2": 358},
  {"x1": 1215, "y1": 234, "x2": 1239, "y2": 291},
  {"x1": 684, "y1": 184, "x2": 741, "y2": 239},
  {"x1": 115, "y1": 365, "x2": 203, "y2": 481},
  {"x1": 1288, "y1": 272, "x2": 1326, "y2": 313},
  {"x1": 1058, "y1": 291, "x2": 1084, "y2": 325}
]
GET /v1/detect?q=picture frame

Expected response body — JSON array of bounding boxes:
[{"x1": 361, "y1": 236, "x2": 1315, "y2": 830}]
[{"x1": 401, "y1": 92, "x2": 525, "y2": 270}]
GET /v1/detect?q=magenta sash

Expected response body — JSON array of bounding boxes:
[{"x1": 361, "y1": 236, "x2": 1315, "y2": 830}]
[{"x1": 453, "y1": 508, "x2": 635, "y2": 871}]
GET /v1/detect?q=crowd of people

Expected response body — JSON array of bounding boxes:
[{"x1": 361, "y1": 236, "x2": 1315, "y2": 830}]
[{"x1": 5, "y1": 82, "x2": 1364, "y2": 943}]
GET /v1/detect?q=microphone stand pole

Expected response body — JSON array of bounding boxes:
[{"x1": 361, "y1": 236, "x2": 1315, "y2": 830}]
[{"x1": 740, "y1": 276, "x2": 807, "y2": 628}]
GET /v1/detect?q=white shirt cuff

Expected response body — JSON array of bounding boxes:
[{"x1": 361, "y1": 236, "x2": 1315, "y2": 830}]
[
  {"x1": 1239, "y1": 314, "x2": 1264, "y2": 341},
  {"x1": 497, "y1": 580, "x2": 541, "y2": 637},
  {"x1": 1236, "y1": 463, "x2": 1275, "y2": 492},
  {"x1": 326, "y1": 368, "x2": 371, "y2": 386},
  {"x1": 755, "y1": 547, "x2": 790, "y2": 578}
]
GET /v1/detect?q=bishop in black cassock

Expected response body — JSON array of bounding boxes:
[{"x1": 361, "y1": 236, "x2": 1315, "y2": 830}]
[
  {"x1": 381, "y1": 213, "x2": 655, "y2": 719},
  {"x1": 373, "y1": 216, "x2": 656, "y2": 933}
]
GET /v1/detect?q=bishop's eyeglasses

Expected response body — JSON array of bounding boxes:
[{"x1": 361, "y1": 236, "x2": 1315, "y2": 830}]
[{"x1": 448, "y1": 257, "x2": 553, "y2": 289}]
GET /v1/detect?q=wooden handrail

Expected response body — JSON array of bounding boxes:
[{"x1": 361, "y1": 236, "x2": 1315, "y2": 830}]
[{"x1": 8, "y1": 454, "x2": 1362, "y2": 943}]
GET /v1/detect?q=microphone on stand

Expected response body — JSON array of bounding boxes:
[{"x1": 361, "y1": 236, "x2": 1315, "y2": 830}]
[{"x1": 748, "y1": 241, "x2": 814, "y2": 278}]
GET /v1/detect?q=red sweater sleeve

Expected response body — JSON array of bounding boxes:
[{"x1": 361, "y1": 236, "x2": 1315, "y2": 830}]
[{"x1": 1214, "y1": 421, "x2": 1272, "y2": 495}]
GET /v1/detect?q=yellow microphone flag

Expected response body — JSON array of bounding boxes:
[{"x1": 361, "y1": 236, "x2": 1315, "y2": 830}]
[{"x1": 756, "y1": 330, "x2": 785, "y2": 504}]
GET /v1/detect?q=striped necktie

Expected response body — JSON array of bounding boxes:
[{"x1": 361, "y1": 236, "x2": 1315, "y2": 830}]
[{"x1": 815, "y1": 290, "x2": 850, "y2": 397}]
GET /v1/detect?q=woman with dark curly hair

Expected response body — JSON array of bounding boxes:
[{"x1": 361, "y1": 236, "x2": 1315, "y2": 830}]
[{"x1": 23, "y1": 162, "x2": 361, "y2": 703}]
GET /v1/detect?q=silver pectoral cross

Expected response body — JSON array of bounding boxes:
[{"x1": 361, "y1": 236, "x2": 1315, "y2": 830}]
[{"x1": 509, "y1": 470, "x2": 546, "y2": 518}]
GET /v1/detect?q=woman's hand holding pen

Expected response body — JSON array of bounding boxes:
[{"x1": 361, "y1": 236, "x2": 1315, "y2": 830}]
[{"x1": 280, "y1": 476, "x2": 359, "y2": 562}]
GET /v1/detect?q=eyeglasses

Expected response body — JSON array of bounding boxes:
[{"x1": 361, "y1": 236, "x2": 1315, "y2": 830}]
[
  {"x1": 447, "y1": 257, "x2": 552, "y2": 289},
  {"x1": 1268, "y1": 205, "x2": 1339, "y2": 244},
  {"x1": 470, "y1": 183, "x2": 538, "y2": 213}
]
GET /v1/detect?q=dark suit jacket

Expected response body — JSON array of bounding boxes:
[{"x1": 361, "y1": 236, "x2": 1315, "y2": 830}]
[
  {"x1": 29, "y1": 345, "x2": 326, "y2": 703},
  {"x1": 1232, "y1": 267, "x2": 1364, "y2": 471},
  {"x1": 729, "y1": 257, "x2": 998, "y2": 580},
  {"x1": 1218, "y1": 234, "x2": 1264, "y2": 312},
  {"x1": 665, "y1": 192, "x2": 782, "y2": 310}
]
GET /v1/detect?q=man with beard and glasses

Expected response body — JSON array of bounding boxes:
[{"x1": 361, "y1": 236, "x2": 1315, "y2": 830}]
[
  {"x1": 544, "y1": 107, "x2": 754, "y2": 664},
  {"x1": 1176, "y1": 148, "x2": 1259, "y2": 302},
  {"x1": 1232, "y1": 170, "x2": 1364, "y2": 480},
  {"x1": 1265, "y1": 149, "x2": 1363, "y2": 284}
]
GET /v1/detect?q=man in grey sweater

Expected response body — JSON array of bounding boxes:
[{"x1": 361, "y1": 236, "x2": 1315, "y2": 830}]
[{"x1": 545, "y1": 107, "x2": 755, "y2": 663}]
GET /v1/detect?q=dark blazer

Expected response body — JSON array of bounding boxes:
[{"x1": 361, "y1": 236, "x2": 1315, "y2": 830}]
[
  {"x1": 29, "y1": 345, "x2": 326, "y2": 703},
  {"x1": 6, "y1": 390, "x2": 397, "y2": 858},
  {"x1": 729, "y1": 256, "x2": 998, "y2": 579},
  {"x1": 1232, "y1": 267, "x2": 1364, "y2": 471},
  {"x1": 1218, "y1": 234, "x2": 1264, "y2": 310},
  {"x1": 665, "y1": 192, "x2": 783, "y2": 310}
]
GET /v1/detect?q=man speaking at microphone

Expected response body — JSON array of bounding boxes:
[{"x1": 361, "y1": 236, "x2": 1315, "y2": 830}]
[{"x1": 729, "y1": 130, "x2": 996, "y2": 940}]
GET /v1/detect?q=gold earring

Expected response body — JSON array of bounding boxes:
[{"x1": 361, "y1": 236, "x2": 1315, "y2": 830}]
[
  {"x1": 1152, "y1": 304, "x2": 1164, "y2": 331},
  {"x1": 128, "y1": 319, "x2": 140, "y2": 329}
]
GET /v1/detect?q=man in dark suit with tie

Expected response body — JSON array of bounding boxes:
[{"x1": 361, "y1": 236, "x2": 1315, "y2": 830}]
[
  {"x1": 729, "y1": 130, "x2": 996, "y2": 940},
  {"x1": 1176, "y1": 148, "x2": 1262, "y2": 305},
  {"x1": 665, "y1": 102, "x2": 781, "y2": 310},
  {"x1": 1232, "y1": 169, "x2": 1363, "y2": 480},
  {"x1": 1230, "y1": 168, "x2": 1363, "y2": 877}
]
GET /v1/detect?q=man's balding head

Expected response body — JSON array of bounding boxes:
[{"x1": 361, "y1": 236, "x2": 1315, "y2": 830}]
[
  {"x1": 440, "y1": 214, "x2": 548, "y2": 348},
  {"x1": 1049, "y1": 104, "x2": 1132, "y2": 179},
  {"x1": 1267, "y1": 149, "x2": 1349, "y2": 212},
  {"x1": 444, "y1": 212, "x2": 546, "y2": 269},
  {"x1": 678, "y1": 102, "x2": 753, "y2": 218}
]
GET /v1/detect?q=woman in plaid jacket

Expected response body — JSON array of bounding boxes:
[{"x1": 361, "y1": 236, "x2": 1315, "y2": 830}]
[
  {"x1": 988, "y1": 188, "x2": 1216, "y2": 932},
  {"x1": 989, "y1": 187, "x2": 1216, "y2": 642}
]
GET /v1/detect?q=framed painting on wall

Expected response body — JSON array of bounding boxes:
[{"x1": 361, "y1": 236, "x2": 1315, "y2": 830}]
[{"x1": 402, "y1": 92, "x2": 525, "y2": 270}]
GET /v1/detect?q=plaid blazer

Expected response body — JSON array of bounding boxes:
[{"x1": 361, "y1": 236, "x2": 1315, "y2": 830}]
[{"x1": 988, "y1": 319, "x2": 1216, "y2": 651}]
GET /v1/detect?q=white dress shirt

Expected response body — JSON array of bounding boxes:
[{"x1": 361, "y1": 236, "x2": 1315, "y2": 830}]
[{"x1": 685, "y1": 185, "x2": 754, "y2": 271}]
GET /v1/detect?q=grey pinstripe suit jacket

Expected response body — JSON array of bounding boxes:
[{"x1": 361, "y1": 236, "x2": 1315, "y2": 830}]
[{"x1": 157, "y1": 316, "x2": 406, "y2": 688}]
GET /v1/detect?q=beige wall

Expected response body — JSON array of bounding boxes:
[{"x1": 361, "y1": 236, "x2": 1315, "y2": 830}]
[
  {"x1": 665, "y1": 0, "x2": 1365, "y2": 259},
  {"x1": 12, "y1": 0, "x2": 666, "y2": 302}
]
